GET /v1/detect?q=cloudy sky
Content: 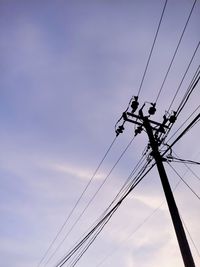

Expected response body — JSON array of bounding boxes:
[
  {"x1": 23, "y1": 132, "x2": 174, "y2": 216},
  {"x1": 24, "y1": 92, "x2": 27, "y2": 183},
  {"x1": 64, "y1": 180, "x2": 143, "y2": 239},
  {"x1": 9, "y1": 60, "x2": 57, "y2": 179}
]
[{"x1": 0, "y1": 0, "x2": 200, "y2": 267}]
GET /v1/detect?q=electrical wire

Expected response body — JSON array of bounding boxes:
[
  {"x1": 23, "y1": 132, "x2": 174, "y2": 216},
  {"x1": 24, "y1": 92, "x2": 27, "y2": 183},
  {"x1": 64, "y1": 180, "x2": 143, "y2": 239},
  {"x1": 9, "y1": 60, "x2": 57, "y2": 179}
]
[
  {"x1": 163, "y1": 111, "x2": 200, "y2": 158},
  {"x1": 94, "y1": 154, "x2": 149, "y2": 224},
  {"x1": 182, "y1": 218, "x2": 200, "y2": 259},
  {"x1": 176, "y1": 65, "x2": 200, "y2": 117},
  {"x1": 169, "y1": 150, "x2": 200, "y2": 183},
  {"x1": 165, "y1": 104, "x2": 200, "y2": 144},
  {"x1": 168, "y1": 159, "x2": 200, "y2": 165},
  {"x1": 155, "y1": 0, "x2": 198, "y2": 103},
  {"x1": 37, "y1": 136, "x2": 117, "y2": 266},
  {"x1": 137, "y1": 0, "x2": 168, "y2": 97},
  {"x1": 116, "y1": 4, "x2": 170, "y2": 130},
  {"x1": 94, "y1": 175, "x2": 186, "y2": 267},
  {"x1": 45, "y1": 153, "x2": 148, "y2": 267},
  {"x1": 44, "y1": 137, "x2": 136, "y2": 265},
  {"x1": 70, "y1": 160, "x2": 153, "y2": 267},
  {"x1": 94, "y1": 202, "x2": 163, "y2": 267},
  {"x1": 167, "y1": 41, "x2": 200, "y2": 112},
  {"x1": 176, "y1": 64, "x2": 200, "y2": 116},
  {"x1": 54, "y1": 159, "x2": 155, "y2": 267},
  {"x1": 158, "y1": 64, "x2": 200, "y2": 148},
  {"x1": 67, "y1": 206, "x2": 118, "y2": 267},
  {"x1": 167, "y1": 155, "x2": 200, "y2": 166},
  {"x1": 95, "y1": 157, "x2": 200, "y2": 267},
  {"x1": 168, "y1": 162, "x2": 200, "y2": 201},
  {"x1": 184, "y1": 117, "x2": 200, "y2": 133},
  {"x1": 56, "y1": 203, "x2": 120, "y2": 267},
  {"x1": 56, "y1": 171, "x2": 150, "y2": 267},
  {"x1": 73, "y1": 152, "x2": 149, "y2": 246}
]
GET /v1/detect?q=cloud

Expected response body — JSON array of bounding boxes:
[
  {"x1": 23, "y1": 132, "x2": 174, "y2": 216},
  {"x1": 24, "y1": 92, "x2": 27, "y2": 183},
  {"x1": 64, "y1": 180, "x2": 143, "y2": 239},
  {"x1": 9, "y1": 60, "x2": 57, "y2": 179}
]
[{"x1": 49, "y1": 162, "x2": 104, "y2": 181}]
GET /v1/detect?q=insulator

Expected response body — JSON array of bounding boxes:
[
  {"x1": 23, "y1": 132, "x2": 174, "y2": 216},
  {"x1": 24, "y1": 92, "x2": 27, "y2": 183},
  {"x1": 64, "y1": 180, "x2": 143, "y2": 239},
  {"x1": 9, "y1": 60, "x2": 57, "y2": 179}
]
[
  {"x1": 122, "y1": 112, "x2": 127, "y2": 120},
  {"x1": 116, "y1": 125, "x2": 124, "y2": 135},
  {"x1": 162, "y1": 115, "x2": 168, "y2": 124},
  {"x1": 131, "y1": 96, "x2": 139, "y2": 113},
  {"x1": 158, "y1": 125, "x2": 165, "y2": 133},
  {"x1": 135, "y1": 125, "x2": 143, "y2": 136},
  {"x1": 148, "y1": 103, "x2": 156, "y2": 115},
  {"x1": 169, "y1": 112, "x2": 177, "y2": 123}
]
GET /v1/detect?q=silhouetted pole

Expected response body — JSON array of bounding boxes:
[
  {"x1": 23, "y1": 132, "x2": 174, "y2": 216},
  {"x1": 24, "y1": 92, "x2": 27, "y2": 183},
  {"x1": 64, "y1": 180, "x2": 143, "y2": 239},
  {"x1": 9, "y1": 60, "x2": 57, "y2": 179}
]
[
  {"x1": 142, "y1": 115, "x2": 195, "y2": 267},
  {"x1": 117, "y1": 100, "x2": 196, "y2": 266}
]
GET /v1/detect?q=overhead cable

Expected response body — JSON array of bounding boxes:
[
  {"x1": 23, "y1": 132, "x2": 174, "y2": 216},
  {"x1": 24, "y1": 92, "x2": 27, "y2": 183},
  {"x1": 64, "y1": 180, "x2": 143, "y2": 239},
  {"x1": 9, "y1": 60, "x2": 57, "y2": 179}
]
[
  {"x1": 49, "y1": 154, "x2": 148, "y2": 267},
  {"x1": 137, "y1": 0, "x2": 168, "y2": 97},
  {"x1": 171, "y1": 150, "x2": 200, "y2": 183},
  {"x1": 162, "y1": 111, "x2": 200, "y2": 158},
  {"x1": 167, "y1": 155, "x2": 200, "y2": 166},
  {"x1": 177, "y1": 66, "x2": 200, "y2": 117},
  {"x1": 167, "y1": 41, "x2": 200, "y2": 112},
  {"x1": 182, "y1": 218, "x2": 200, "y2": 259},
  {"x1": 44, "y1": 137, "x2": 135, "y2": 265},
  {"x1": 166, "y1": 104, "x2": 200, "y2": 144},
  {"x1": 37, "y1": 136, "x2": 117, "y2": 267},
  {"x1": 160, "y1": 65, "x2": 200, "y2": 146},
  {"x1": 177, "y1": 64, "x2": 200, "y2": 116},
  {"x1": 155, "y1": 0, "x2": 198, "y2": 103},
  {"x1": 168, "y1": 162, "x2": 200, "y2": 201},
  {"x1": 55, "y1": 161, "x2": 155, "y2": 267}
]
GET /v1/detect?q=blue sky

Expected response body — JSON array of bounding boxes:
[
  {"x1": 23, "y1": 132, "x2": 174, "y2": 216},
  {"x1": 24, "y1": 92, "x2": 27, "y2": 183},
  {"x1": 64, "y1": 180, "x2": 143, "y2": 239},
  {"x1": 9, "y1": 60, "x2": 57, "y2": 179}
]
[{"x1": 0, "y1": 1, "x2": 200, "y2": 267}]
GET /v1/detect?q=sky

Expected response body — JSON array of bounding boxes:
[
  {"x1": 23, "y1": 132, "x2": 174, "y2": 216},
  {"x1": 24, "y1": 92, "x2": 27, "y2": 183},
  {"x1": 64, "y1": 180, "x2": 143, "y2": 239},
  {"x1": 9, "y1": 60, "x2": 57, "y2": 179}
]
[{"x1": 0, "y1": 0, "x2": 200, "y2": 267}]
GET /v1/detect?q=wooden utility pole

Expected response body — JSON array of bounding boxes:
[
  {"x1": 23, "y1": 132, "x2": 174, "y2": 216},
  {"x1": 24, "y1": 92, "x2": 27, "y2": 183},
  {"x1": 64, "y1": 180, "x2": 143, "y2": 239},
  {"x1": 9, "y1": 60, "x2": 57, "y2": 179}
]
[{"x1": 119, "y1": 104, "x2": 195, "y2": 267}]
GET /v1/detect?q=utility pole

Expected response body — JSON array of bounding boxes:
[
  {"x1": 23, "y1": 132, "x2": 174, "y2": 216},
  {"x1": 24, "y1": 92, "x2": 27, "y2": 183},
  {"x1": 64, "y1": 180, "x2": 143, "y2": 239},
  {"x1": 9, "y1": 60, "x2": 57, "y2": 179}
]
[{"x1": 116, "y1": 98, "x2": 195, "y2": 267}]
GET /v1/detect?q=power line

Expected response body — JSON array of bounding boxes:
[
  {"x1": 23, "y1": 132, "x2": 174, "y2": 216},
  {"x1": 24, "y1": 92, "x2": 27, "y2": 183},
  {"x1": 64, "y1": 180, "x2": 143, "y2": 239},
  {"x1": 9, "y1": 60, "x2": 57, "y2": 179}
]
[
  {"x1": 56, "y1": 202, "x2": 120, "y2": 267},
  {"x1": 157, "y1": 65, "x2": 200, "y2": 148},
  {"x1": 168, "y1": 162, "x2": 200, "y2": 201},
  {"x1": 177, "y1": 64, "x2": 200, "y2": 115},
  {"x1": 161, "y1": 91, "x2": 200, "y2": 152},
  {"x1": 137, "y1": 0, "x2": 168, "y2": 97},
  {"x1": 55, "y1": 160, "x2": 155, "y2": 267},
  {"x1": 95, "y1": 149, "x2": 200, "y2": 267},
  {"x1": 44, "y1": 137, "x2": 136, "y2": 265},
  {"x1": 115, "y1": 0, "x2": 168, "y2": 131},
  {"x1": 37, "y1": 136, "x2": 117, "y2": 266},
  {"x1": 167, "y1": 154, "x2": 200, "y2": 166},
  {"x1": 165, "y1": 104, "x2": 200, "y2": 144},
  {"x1": 83, "y1": 152, "x2": 152, "y2": 247},
  {"x1": 67, "y1": 206, "x2": 118, "y2": 267},
  {"x1": 94, "y1": 178, "x2": 184, "y2": 267},
  {"x1": 51, "y1": 153, "x2": 148, "y2": 267},
  {"x1": 172, "y1": 151, "x2": 200, "y2": 183},
  {"x1": 63, "y1": 157, "x2": 151, "y2": 267},
  {"x1": 162, "y1": 110, "x2": 200, "y2": 158},
  {"x1": 95, "y1": 202, "x2": 163, "y2": 267},
  {"x1": 74, "y1": 152, "x2": 149, "y2": 244},
  {"x1": 182, "y1": 218, "x2": 200, "y2": 259},
  {"x1": 155, "y1": 0, "x2": 198, "y2": 103},
  {"x1": 176, "y1": 65, "x2": 200, "y2": 117},
  {"x1": 167, "y1": 41, "x2": 200, "y2": 112}
]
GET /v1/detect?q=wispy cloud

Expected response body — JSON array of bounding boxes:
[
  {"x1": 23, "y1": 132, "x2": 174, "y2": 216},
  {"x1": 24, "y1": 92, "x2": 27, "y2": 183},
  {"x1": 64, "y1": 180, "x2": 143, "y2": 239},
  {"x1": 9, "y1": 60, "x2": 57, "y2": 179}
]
[{"x1": 49, "y1": 162, "x2": 105, "y2": 181}]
